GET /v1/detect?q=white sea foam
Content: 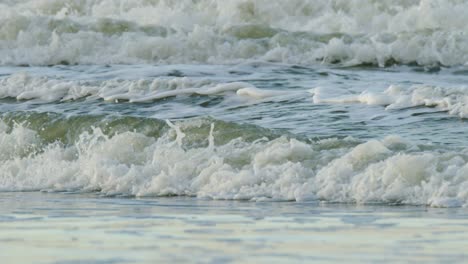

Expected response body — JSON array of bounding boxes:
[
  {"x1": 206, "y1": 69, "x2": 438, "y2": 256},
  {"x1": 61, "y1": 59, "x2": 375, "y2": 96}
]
[
  {"x1": 236, "y1": 87, "x2": 289, "y2": 99},
  {"x1": 1, "y1": 119, "x2": 468, "y2": 208},
  {"x1": 313, "y1": 85, "x2": 468, "y2": 118},
  {"x1": 0, "y1": 72, "x2": 285, "y2": 102},
  {"x1": 2, "y1": 0, "x2": 468, "y2": 66}
]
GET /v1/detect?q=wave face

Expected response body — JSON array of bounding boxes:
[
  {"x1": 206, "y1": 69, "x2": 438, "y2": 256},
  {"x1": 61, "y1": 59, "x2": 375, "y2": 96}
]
[
  {"x1": 2, "y1": 0, "x2": 468, "y2": 66},
  {"x1": 1, "y1": 113, "x2": 468, "y2": 208}
]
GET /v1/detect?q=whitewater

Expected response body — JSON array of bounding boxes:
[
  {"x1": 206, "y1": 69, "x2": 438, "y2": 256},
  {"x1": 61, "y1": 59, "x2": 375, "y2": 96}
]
[
  {"x1": 1, "y1": 1, "x2": 468, "y2": 263},
  {"x1": 2, "y1": 0, "x2": 468, "y2": 66}
]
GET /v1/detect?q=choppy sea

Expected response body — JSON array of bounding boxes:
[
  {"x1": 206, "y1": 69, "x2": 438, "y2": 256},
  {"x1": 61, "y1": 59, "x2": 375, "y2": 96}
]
[{"x1": 1, "y1": 1, "x2": 468, "y2": 263}]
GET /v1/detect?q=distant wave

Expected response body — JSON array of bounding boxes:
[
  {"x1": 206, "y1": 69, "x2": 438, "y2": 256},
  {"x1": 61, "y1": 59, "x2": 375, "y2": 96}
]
[
  {"x1": 1, "y1": 0, "x2": 468, "y2": 66},
  {"x1": 312, "y1": 84, "x2": 468, "y2": 118}
]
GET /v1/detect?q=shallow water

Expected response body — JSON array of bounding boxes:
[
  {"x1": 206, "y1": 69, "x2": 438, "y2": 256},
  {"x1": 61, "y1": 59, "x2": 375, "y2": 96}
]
[{"x1": 1, "y1": 193, "x2": 468, "y2": 263}]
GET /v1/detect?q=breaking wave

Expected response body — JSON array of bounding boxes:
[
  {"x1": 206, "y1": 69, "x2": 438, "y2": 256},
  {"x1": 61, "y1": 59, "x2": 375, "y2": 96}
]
[
  {"x1": 2, "y1": 0, "x2": 468, "y2": 66},
  {"x1": 1, "y1": 112, "x2": 468, "y2": 208}
]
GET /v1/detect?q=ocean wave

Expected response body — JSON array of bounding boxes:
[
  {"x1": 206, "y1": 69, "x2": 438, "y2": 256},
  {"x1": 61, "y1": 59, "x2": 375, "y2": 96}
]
[
  {"x1": 313, "y1": 84, "x2": 468, "y2": 118},
  {"x1": 0, "y1": 72, "x2": 288, "y2": 102},
  {"x1": 0, "y1": 113, "x2": 468, "y2": 208},
  {"x1": 1, "y1": 0, "x2": 468, "y2": 66}
]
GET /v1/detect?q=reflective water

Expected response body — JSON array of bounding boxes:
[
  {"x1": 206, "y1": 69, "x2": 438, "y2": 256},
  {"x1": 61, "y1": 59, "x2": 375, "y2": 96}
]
[{"x1": 1, "y1": 193, "x2": 467, "y2": 263}]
